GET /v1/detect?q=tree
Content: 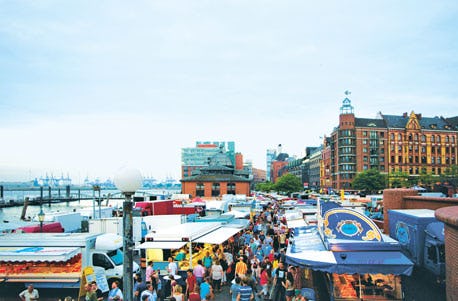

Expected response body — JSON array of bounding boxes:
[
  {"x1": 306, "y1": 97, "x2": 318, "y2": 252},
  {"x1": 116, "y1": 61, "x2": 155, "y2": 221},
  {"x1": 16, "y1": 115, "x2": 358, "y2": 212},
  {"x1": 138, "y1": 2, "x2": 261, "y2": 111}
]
[
  {"x1": 352, "y1": 168, "x2": 386, "y2": 193},
  {"x1": 419, "y1": 169, "x2": 436, "y2": 190},
  {"x1": 389, "y1": 171, "x2": 409, "y2": 188},
  {"x1": 441, "y1": 165, "x2": 458, "y2": 191},
  {"x1": 274, "y1": 174, "x2": 303, "y2": 195},
  {"x1": 255, "y1": 181, "x2": 275, "y2": 192}
]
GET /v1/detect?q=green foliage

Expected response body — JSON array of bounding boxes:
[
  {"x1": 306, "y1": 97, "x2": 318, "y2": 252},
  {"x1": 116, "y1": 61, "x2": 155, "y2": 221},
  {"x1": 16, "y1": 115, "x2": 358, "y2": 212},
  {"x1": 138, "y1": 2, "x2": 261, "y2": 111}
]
[
  {"x1": 255, "y1": 181, "x2": 275, "y2": 192},
  {"x1": 352, "y1": 168, "x2": 386, "y2": 193},
  {"x1": 441, "y1": 165, "x2": 458, "y2": 189},
  {"x1": 419, "y1": 170, "x2": 436, "y2": 189},
  {"x1": 389, "y1": 171, "x2": 409, "y2": 188},
  {"x1": 274, "y1": 174, "x2": 303, "y2": 195}
]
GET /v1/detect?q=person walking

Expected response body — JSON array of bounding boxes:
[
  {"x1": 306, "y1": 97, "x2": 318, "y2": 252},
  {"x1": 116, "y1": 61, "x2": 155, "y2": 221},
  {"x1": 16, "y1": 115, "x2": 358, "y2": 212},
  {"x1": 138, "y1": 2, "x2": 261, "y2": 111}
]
[
  {"x1": 84, "y1": 283, "x2": 97, "y2": 301},
  {"x1": 271, "y1": 262, "x2": 287, "y2": 301},
  {"x1": 108, "y1": 280, "x2": 123, "y2": 301},
  {"x1": 19, "y1": 284, "x2": 39, "y2": 301},
  {"x1": 235, "y1": 256, "x2": 247, "y2": 279},
  {"x1": 236, "y1": 278, "x2": 254, "y2": 301},
  {"x1": 211, "y1": 259, "x2": 223, "y2": 293},
  {"x1": 193, "y1": 260, "x2": 206, "y2": 285},
  {"x1": 230, "y1": 277, "x2": 241, "y2": 301},
  {"x1": 134, "y1": 275, "x2": 147, "y2": 301},
  {"x1": 186, "y1": 269, "x2": 197, "y2": 297},
  {"x1": 140, "y1": 283, "x2": 157, "y2": 301},
  {"x1": 91, "y1": 281, "x2": 103, "y2": 301}
]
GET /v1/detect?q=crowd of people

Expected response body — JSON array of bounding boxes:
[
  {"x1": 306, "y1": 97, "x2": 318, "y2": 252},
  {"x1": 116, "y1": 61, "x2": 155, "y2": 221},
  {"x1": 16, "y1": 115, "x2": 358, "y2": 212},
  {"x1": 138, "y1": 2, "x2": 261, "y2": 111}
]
[
  {"x1": 137, "y1": 197, "x2": 311, "y2": 301},
  {"x1": 19, "y1": 197, "x2": 312, "y2": 301}
]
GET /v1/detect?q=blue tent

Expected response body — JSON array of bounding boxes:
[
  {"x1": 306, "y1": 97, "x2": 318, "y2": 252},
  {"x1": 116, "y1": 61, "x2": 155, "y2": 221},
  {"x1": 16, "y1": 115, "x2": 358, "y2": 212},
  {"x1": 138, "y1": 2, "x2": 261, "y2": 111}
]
[{"x1": 286, "y1": 205, "x2": 414, "y2": 276}]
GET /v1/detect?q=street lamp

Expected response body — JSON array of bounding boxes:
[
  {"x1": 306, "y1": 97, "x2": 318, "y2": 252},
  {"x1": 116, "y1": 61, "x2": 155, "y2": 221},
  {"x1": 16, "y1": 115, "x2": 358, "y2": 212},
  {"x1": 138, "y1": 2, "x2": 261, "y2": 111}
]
[
  {"x1": 38, "y1": 209, "x2": 45, "y2": 233},
  {"x1": 114, "y1": 167, "x2": 142, "y2": 300}
]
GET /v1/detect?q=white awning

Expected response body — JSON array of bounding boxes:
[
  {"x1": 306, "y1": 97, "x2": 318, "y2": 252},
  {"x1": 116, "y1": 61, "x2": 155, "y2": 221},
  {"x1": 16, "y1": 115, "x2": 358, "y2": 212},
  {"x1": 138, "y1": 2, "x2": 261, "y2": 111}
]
[
  {"x1": 0, "y1": 247, "x2": 81, "y2": 262},
  {"x1": 287, "y1": 219, "x2": 308, "y2": 229},
  {"x1": 138, "y1": 241, "x2": 187, "y2": 250},
  {"x1": 194, "y1": 226, "x2": 242, "y2": 244}
]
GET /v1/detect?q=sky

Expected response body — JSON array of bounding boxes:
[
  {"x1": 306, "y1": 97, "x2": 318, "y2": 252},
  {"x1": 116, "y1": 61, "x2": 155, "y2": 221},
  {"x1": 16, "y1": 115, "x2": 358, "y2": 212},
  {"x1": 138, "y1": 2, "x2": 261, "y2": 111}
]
[{"x1": 0, "y1": 1, "x2": 457, "y2": 183}]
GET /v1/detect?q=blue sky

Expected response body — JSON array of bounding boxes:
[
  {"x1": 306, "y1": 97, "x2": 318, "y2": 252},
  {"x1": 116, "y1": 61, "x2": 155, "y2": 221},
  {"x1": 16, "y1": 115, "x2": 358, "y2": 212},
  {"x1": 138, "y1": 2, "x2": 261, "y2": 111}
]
[{"x1": 1, "y1": 1, "x2": 457, "y2": 183}]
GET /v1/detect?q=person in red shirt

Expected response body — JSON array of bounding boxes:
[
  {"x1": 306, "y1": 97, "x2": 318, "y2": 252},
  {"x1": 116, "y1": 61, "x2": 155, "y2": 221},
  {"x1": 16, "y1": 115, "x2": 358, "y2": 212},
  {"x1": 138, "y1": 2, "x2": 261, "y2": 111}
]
[
  {"x1": 186, "y1": 269, "x2": 197, "y2": 297},
  {"x1": 187, "y1": 286, "x2": 201, "y2": 301}
]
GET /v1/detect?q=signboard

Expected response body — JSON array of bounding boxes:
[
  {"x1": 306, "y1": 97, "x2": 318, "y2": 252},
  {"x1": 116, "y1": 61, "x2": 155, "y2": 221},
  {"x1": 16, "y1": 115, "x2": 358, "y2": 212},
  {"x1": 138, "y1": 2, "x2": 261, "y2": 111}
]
[{"x1": 79, "y1": 266, "x2": 110, "y2": 299}]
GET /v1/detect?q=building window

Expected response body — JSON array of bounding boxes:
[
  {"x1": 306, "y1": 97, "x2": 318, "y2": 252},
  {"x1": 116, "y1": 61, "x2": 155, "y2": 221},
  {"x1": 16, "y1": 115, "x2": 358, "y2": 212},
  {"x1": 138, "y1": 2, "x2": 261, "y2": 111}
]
[
  {"x1": 363, "y1": 156, "x2": 368, "y2": 162},
  {"x1": 227, "y1": 182, "x2": 236, "y2": 195},
  {"x1": 398, "y1": 156, "x2": 402, "y2": 163},
  {"x1": 421, "y1": 135, "x2": 426, "y2": 142},
  {"x1": 431, "y1": 157, "x2": 435, "y2": 164},
  {"x1": 391, "y1": 156, "x2": 395, "y2": 163},
  {"x1": 437, "y1": 136, "x2": 441, "y2": 142},
  {"x1": 211, "y1": 183, "x2": 220, "y2": 197},
  {"x1": 398, "y1": 134, "x2": 402, "y2": 140},
  {"x1": 363, "y1": 148, "x2": 368, "y2": 153},
  {"x1": 196, "y1": 182, "x2": 205, "y2": 197},
  {"x1": 390, "y1": 133, "x2": 394, "y2": 140},
  {"x1": 445, "y1": 136, "x2": 449, "y2": 143},
  {"x1": 363, "y1": 139, "x2": 368, "y2": 145},
  {"x1": 363, "y1": 131, "x2": 367, "y2": 136},
  {"x1": 431, "y1": 136, "x2": 435, "y2": 142},
  {"x1": 421, "y1": 146, "x2": 426, "y2": 153}
]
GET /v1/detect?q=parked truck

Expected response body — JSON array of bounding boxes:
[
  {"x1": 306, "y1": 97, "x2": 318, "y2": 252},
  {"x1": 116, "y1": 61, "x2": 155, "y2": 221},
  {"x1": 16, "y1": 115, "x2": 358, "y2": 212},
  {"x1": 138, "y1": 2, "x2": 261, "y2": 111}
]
[
  {"x1": 88, "y1": 217, "x2": 146, "y2": 243},
  {"x1": 0, "y1": 232, "x2": 140, "y2": 289},
  {"x1": 388, "y1": 209, "x2": 445, "y2": 283}
]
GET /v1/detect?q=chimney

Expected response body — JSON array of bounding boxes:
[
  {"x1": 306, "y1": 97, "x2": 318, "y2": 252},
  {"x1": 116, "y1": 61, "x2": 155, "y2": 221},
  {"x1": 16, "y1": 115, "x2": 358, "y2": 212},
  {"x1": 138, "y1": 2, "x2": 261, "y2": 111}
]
[{"x1": 277, "y1": 144, "x2": 282, "y2": 154}]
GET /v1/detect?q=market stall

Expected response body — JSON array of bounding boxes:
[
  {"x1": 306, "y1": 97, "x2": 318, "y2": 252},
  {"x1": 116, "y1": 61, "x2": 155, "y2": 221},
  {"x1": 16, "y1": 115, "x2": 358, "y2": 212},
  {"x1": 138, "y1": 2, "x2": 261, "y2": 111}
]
[{"x1": 286, "y1": 201, "x2": 413, "y2": 301}]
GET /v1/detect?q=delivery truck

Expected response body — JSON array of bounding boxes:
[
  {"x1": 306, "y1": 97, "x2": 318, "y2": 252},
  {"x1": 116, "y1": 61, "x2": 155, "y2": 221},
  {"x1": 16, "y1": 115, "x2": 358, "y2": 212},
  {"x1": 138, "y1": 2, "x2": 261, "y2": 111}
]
[
  {"x1": 388, "y1": 209, "x2": 445, "y2": 283},
  {"x1": 88, "y1": 217, "x2": 146, "y2": 243},
  {"x1": 0, "y1": 232, "x2": 140, "y2": 289}
]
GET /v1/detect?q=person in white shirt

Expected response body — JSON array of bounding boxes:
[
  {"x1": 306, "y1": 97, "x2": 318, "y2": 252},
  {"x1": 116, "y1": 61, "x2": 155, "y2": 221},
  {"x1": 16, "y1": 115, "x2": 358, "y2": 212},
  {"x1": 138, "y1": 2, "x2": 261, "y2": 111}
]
[
  {"x1": 167, "y1": 257, "x2": 178, "y2": 275},
  {"x1": 19, "y1": 284, "x2": 39, "y2": 301}
]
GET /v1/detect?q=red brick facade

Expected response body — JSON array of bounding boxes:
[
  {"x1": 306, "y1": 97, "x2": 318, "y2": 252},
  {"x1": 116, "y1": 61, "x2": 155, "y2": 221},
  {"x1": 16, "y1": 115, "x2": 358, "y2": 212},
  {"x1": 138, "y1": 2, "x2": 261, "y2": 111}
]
[{"x1": 181, "y1": 181, "x2": 250, "y2": 199}]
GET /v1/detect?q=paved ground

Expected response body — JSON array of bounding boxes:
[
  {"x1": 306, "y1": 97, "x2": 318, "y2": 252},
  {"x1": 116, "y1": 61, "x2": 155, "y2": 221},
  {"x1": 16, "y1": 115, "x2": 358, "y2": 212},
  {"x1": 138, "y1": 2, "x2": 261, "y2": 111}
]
[{"x1": 0, "y1": 269, "x2": 446, "y2": 301}]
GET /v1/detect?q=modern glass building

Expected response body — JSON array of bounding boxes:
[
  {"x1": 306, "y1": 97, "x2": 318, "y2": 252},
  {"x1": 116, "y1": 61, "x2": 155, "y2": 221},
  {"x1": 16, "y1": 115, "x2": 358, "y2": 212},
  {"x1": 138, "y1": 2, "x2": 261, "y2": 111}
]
[{"x1": 181, "y1": 141, "x2": 236, "y2": 178}]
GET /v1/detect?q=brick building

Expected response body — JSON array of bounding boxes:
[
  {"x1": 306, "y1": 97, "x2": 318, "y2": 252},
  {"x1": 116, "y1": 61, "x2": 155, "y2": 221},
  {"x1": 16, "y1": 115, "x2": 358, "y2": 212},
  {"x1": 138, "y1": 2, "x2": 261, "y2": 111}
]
[
  {"x1": 181, "y1": 150, "x2": 251, "y2": 198},
  {"x1": 329, "y1": 95, "x2": 458, "y2": 190}
]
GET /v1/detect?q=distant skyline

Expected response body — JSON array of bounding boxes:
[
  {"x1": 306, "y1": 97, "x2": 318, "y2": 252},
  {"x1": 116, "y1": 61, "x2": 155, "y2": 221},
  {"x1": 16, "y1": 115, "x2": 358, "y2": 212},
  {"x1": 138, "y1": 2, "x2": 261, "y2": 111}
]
[{"x1": 1, "y1": 1, "x2": 457, "y2": 183}]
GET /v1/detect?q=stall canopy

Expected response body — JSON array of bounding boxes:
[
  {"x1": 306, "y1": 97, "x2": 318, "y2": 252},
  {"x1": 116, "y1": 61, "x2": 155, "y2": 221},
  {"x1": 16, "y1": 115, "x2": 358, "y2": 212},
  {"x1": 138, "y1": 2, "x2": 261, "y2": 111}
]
[
  {"x1": 0, "y1": 247, "x2": 81, "y2": 262},
  {"x1": 139, "y1": 241, "x2": 187, "y2": 250},
  {"x1": 286, "y1": 226, "x2": 337, "y2": 272},
  {"x1": 286, "y1": 205, "x2": 414, "y2": 276},
  {"x1": 333, "y1": 251, "x2": 414, "y2": 275},
  {"x1": 194, "y1": 226, "x2": 242, "y2": 245}
]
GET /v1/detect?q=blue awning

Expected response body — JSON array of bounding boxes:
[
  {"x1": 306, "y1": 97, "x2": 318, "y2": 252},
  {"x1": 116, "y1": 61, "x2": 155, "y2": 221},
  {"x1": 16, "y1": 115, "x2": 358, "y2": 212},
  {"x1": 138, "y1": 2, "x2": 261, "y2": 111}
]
[
  {"x1": 333, "y1": 251, "x2": 414, "y2": 275},
  {"x1": 287, "y1": 250, "x2": 413, "y2": 276},
  {"x1": 286, "y1": 225, "x2": 414, "y2": 276}
]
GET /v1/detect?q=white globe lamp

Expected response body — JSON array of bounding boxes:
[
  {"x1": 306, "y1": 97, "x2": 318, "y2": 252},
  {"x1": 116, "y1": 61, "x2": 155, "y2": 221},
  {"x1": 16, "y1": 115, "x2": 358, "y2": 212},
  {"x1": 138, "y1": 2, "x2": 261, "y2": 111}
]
[{"x1": 114, "y1": 167, "x2": 143, "y2": 195}]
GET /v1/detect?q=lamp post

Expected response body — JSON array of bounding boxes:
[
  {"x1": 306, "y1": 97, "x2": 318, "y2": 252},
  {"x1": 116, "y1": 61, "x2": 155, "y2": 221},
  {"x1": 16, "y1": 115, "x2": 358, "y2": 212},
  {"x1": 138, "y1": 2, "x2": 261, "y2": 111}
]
[
  {"x1": 38, "y1": 209, "x2": 45, "y2": 233},
  {"x1": 114, "y1": 167, "x2": 142, "y2": 300}
]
